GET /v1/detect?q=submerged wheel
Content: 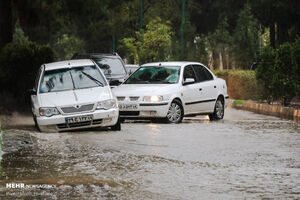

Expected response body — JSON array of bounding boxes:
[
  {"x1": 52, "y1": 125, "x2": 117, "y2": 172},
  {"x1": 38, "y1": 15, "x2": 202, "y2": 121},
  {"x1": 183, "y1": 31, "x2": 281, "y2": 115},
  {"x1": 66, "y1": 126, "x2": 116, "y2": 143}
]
[
  {"x1": 209, "y1": 97, "x2": 224, "y2": 120},
  {"x1": 32, "y1": 113, "x2": 41, "y2": 132},
  {"x1": 111, "y1": 117, "x2": 121, "y2": 131},
  {"x1": 165, "y1": 99, "x2": 183, "y2": 123}
]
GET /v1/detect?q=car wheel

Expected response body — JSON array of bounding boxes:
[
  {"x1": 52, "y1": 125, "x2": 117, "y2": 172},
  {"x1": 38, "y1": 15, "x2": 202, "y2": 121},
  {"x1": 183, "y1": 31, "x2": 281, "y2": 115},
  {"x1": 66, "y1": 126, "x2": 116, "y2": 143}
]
[
  {"x1": 32, "y1": 113, "x2": 41, "y2": 131},
  {"x1": 165, "y1": 99, "x2": 183, "y2": 123},
  {"x1": 111, "y1": 117, "x2": 121, "y2": 131},
  {"x1": 120, "y1": 118, "x2": 125, "y2": 123},
  {"x1": 209, "y1": 97, "x2": 224, "y2": 120}
]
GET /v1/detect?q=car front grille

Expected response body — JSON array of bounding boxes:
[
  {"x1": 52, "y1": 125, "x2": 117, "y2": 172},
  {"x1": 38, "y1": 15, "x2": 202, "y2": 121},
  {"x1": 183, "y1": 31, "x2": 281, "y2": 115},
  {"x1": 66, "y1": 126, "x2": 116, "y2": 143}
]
[
  {"x1": 117, "y1": 96, "x2": 125, "y2": 101},
  {"x1": 129, "y1": 96, "x2": 139, "y2": 101},
  {"x1": 60, "y1": 104, "x2": 94, "y2": 114},
  {"x1": 57, "y1": 119, "x2": 103, "y2": 129}
]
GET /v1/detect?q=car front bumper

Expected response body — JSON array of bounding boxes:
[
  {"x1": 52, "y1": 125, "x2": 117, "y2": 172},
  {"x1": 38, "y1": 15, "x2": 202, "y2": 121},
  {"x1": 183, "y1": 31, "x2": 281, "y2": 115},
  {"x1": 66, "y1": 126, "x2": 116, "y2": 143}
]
[
  {"x1": 118, "y1": 101, "x2": 170, "y2": 118},
  {"x1": 36, "y1": 108, "x2": 119, "y2": 132}
]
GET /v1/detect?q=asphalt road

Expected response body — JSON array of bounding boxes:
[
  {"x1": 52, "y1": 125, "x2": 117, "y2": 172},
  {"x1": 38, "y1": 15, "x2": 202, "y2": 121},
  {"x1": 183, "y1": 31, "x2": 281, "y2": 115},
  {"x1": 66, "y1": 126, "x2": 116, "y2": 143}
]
[{"x1": 0, "y1": 107, "x2": 300, "y2": 199}]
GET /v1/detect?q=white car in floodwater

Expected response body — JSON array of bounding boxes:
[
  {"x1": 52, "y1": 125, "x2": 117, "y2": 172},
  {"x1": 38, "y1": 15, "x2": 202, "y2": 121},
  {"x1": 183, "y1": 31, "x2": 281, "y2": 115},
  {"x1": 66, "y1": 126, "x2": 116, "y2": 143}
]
[
  {"x1": 113, "y1": 62, "x2": 229, "y2": 123},
  {"x1": 30, "y1": 59, "x2": 120, "y2": 132}
]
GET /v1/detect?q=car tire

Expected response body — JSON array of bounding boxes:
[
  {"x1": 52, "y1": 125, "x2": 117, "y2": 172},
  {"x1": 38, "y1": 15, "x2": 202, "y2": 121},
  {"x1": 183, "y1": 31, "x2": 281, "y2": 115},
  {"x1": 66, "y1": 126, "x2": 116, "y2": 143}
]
[
  {"x1": 111, "y1": 117, "x2": 121, "y2": 131},
  {"x1": 209, "y1": 97, "x2": 224, "y2": 120},
  {"x1": 165, "y1": 99, "x2": 184, "y2": 123},
  {"x1": 32, "y1": 113, "x2": 41, "y2": 132},
  {"x1": 120, "y1": 118, "x2": 125, "y2": 123}
]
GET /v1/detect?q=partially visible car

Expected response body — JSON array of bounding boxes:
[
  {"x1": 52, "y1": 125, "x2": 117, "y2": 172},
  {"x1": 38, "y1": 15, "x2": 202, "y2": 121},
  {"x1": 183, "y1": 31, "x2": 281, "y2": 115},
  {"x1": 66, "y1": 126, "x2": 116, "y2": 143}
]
[
  {"x1": 125, "y1": 64, "x2": 139, "y2": 75},
  {"x1": 112, "y1": 62, "x2": 229, "y2": 123},
  {"x1": 72, "y1": 53, "x2": 127, "y2": 86},
  {"x1": 29, "y1": 59, "x2": 121, "y2": 132}
]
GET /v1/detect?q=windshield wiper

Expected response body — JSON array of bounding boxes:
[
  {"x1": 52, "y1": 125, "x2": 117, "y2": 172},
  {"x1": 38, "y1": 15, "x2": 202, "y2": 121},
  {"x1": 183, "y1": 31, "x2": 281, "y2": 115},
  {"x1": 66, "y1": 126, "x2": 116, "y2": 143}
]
[{"x1": 81, "y1": 71, "x2": 104, "y2": 87}]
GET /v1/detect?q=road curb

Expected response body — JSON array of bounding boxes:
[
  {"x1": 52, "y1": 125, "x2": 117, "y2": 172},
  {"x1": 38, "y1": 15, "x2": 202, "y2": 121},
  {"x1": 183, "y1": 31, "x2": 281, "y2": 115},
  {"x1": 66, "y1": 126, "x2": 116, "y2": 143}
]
[{"x1": 232, "y1": 101, "x2": 300, "y2": 122}]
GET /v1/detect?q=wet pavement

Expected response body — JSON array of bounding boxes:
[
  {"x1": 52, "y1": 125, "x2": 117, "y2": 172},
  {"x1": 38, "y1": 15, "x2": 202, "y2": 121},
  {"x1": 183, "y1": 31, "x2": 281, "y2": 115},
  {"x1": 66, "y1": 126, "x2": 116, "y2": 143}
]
[{"x1": 0, "y1": 107, "x2": 299, "y2": 199}]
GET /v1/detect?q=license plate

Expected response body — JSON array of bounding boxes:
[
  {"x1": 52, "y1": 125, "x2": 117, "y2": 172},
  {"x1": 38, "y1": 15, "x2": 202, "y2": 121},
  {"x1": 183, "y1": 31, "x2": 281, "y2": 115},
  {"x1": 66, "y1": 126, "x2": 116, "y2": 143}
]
[
  {"x1": 118, "y1": 104, "x2": 138, "y2": 110},
  {"x1": 65, "y1": 115, "x2": 93, "y2": 124}
]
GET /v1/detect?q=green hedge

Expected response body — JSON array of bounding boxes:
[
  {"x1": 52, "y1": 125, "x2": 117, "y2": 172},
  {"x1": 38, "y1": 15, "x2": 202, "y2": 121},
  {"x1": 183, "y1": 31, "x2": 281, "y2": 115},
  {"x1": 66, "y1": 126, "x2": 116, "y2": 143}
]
[
  {"x1": 256, "y1": 38, "x2": 300, "y2": 105},
  {"x1": 214, "y1": 70, "x2": 265, "y2": 100},
  {"x1": 0, "y1": 42, "x2": 57, "y2": 103}
]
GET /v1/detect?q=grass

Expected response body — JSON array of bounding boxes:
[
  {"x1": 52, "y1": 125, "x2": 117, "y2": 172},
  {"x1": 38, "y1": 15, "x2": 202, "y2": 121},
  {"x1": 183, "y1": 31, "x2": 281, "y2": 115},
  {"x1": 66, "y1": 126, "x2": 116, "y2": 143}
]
[{"x1": 232, "y1": 100, "x2": 244, "y2": 107}]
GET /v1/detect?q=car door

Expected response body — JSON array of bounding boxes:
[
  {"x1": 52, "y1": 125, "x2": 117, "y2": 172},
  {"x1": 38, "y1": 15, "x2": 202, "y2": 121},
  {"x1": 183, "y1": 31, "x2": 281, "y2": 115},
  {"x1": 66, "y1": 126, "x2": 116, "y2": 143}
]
[
  {"x1": 192, "y1": 65, "x2": 217, "y2": 112},
  {"x1": 181, "y1": 65, "x2": 201, "y2": 114}
]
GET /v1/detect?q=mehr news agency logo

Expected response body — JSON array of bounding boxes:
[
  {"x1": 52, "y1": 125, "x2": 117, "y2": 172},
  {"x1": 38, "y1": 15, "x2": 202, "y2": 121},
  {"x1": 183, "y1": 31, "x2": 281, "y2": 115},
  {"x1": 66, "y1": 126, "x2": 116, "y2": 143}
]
[{"x1": 6, "y1": 183, "x2": 56, "y2": 189}]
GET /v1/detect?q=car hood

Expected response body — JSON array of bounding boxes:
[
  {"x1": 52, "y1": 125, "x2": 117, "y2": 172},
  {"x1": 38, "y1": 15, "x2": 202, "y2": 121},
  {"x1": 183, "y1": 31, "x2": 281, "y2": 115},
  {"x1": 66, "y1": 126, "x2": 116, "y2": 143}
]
[
  {"x1": 39, "y1": 86, "x2": 112, "y2": 107},
  {"x1": 112, "y1": 84, "x2": 178, "y2": 96}
]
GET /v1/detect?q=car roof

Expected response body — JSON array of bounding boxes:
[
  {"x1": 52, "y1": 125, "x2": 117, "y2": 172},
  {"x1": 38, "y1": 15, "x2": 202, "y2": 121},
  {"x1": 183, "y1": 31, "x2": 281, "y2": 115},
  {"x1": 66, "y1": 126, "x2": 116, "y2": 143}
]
[
  {"x1": 44, "y1": 59, "x2": 95, "y2": 71},
  {"x1": 125, "y1": 64, "x2": 139, "y2": 67},
  {"x1": 141, "y1": 61, "x2": 205, "y2": 67},
  {"x1": 72, "y1": 53, "x2": 120, "y2": 59}
]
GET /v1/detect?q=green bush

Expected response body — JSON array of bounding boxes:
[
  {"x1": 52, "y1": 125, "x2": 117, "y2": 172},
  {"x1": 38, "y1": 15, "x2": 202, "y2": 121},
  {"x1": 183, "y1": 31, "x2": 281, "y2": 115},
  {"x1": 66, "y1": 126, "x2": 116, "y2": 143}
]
[
  {"x1": 256, "y1": 38, "x2": 300, "y2": 105},
  {"x1": 214, "y1": 70, "x2": 264, "y2": 100},
  {"x1": 0, "y1": 42, "x2": 57, "y2": 103}
]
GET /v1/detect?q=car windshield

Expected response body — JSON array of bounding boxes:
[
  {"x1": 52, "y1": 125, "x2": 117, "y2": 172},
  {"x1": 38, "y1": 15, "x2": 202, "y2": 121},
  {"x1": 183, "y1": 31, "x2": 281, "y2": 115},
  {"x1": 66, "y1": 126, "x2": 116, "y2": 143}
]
[
  {"x1": 124, "y1": 66, "x2": 180, "y2": 84},
  {"x1": 39, "y1": 65, "x2": 107, "y2": 93},
  {"x1": 95, "y1": 57, "x2": 126, "y2": 76}
]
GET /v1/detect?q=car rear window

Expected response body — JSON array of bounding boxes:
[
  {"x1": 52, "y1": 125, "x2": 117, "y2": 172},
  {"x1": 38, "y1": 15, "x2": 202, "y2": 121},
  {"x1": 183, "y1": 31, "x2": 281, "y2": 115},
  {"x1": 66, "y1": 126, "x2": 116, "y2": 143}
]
[{"x1": 95, "y1": 58, "x2": 126, "y2": 76}]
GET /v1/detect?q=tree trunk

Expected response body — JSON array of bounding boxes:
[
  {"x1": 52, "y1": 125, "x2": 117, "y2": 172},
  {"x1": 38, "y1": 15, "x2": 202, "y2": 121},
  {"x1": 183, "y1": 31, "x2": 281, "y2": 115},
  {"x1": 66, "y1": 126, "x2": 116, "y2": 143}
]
[
  {"x1": 219, "y1": 51, "x2": 223, "y2": 70},
  {"x1": 0, "y1": 0, "x2": 12, "y2": 51},
  {"x1": 212, "y1": 50, "x2": 219, "y2": 70}
]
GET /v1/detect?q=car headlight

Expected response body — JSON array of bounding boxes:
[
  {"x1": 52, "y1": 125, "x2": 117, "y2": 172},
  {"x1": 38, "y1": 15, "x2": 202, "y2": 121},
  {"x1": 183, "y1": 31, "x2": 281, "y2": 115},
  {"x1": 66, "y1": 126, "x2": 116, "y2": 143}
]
[
  {"x1": 96, "y1": 99, "x2": 117, "y2": 110},
  {"x1": 143, "y1": 95, "x2": 163, "y2": 102},
  {"x1": 39, "y1": 107, "x2": 60, "y2": 117}
]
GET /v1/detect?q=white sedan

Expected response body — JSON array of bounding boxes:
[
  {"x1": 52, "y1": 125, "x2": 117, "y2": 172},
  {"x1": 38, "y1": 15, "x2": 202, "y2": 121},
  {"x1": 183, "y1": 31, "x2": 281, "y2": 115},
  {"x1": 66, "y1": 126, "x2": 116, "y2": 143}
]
[
  {"x1": 30, "y1": 59, "x2": 120, "y2": 132},
  {"x1": 113, "y1": 62, "x2": 229, "y2": 123}
]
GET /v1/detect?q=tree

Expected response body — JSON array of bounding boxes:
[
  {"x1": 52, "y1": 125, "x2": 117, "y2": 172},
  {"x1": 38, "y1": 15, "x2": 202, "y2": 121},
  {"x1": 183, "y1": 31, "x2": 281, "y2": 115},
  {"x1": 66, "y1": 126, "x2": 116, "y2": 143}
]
[
  {"x1": 120, "y1": 17, "x2": 173, "y2": 64},
  {"x1": 207, "y1": 17, "x2": 231, "y2": 70},
  {"x1": 55, "y1": 34, "x2": 85, "y2": 60},
  {"x1": 231, "y1": 3, "x2": 260, "y2": 69},
  {"x1": 250, "y1": 0, "x2": 300, "y2": 48},
  {"x1": 0, "y1": 0, "x2": 13, "y2": 51}
]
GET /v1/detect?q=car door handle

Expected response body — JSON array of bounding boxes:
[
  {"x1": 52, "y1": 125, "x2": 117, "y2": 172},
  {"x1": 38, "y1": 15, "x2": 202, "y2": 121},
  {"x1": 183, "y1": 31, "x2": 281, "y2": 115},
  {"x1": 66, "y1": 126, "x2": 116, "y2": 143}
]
[{"x1": 199, "y1": 88, "x2": 202, "y2": 91}]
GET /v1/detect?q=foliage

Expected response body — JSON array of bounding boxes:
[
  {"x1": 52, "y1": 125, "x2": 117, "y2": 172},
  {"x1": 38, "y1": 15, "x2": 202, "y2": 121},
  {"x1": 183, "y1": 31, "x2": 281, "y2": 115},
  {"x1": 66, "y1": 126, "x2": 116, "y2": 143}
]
[
  {"x1": 120, "y1": 17, "x2": 173, "y2": 64},
  {"x1": 256, "y1": 38, "x2": 300, "y2": 105},
  {"x1": 0, "y1": 42, "x2": 57, "y2": 102},
  {"x1": 55, "y1": 34, "x2": 85, "y2": 60},
  {"x1": 214, "y1": 70, "x2": 264, "y2": 100},
  {"x1": 255, "y1": 46, "x2": 276, "y2": 102}
]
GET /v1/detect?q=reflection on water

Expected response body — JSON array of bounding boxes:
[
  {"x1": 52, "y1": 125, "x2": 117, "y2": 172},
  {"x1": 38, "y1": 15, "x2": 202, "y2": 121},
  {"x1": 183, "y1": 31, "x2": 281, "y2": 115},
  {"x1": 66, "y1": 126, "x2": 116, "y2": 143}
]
[{"x1": 0, "y1": 109, "x2": 300, "y2": 199}]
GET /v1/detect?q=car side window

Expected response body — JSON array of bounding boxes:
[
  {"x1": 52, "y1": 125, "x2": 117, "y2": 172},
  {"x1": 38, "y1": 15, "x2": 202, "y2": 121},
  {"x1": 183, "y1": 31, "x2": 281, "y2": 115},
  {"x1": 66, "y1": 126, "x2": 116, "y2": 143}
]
[
  {"x1": 183, "y1": 65, "x2": 197, "y2": 82},
  {"x1": 193, "y1": 65, "x2": 213, "y2": 82}
]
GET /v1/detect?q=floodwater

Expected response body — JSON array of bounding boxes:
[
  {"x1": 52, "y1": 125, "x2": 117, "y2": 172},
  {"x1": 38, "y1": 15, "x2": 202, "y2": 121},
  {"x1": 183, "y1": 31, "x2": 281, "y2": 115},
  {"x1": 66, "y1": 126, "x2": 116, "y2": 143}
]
[{"x1": 0, "y1": 107, "x2": 300, "y2": 199}]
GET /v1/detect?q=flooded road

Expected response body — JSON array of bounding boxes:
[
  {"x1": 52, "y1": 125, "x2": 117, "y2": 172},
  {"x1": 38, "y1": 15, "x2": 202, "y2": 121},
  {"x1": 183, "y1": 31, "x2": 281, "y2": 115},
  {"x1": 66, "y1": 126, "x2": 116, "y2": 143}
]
[{"x1": 1, "y1": 107, "x2": 300, "y2": 199}]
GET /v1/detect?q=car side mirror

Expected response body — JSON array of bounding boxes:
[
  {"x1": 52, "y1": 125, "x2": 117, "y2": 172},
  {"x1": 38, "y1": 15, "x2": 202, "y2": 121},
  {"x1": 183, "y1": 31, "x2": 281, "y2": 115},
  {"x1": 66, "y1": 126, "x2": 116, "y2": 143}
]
[
  {"x1": 28, "y1": 88, "x2": 37, "y2": 95},
  {"x1": 183, "y1": 78, "x2": 195, "y2": 85}
]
